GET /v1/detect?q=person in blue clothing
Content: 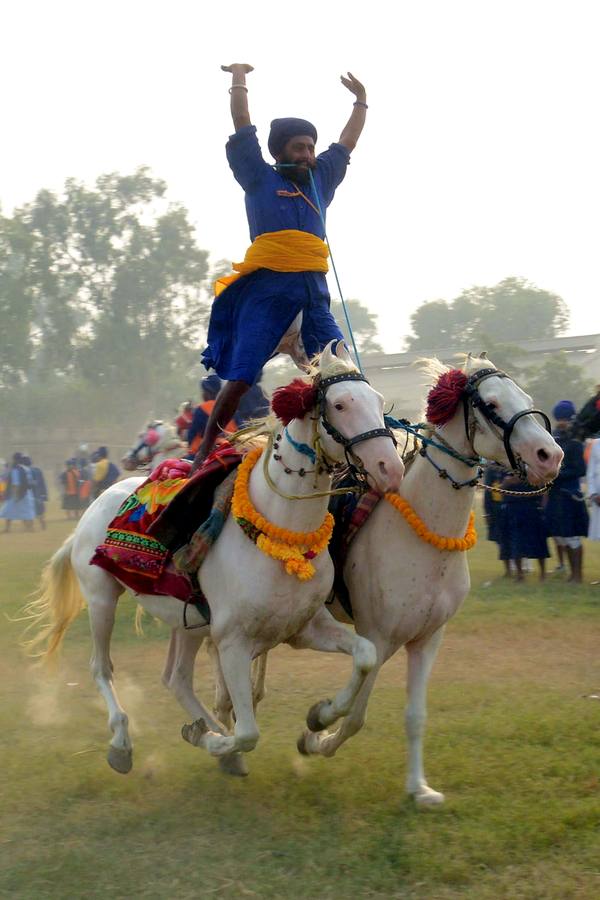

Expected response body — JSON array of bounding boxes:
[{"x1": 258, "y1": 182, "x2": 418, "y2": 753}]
[
  {"x1": 544, "y1": 400, "x2": 589, "y2": 583},
  {"x1": 22, "y1": 455, "x2": 48, "y2": 530},
  {"x1": 500, "y1": 472, "x2": 550, "y2": 581},
  {"x1": 195, "y1": 62, "x2": 368, "y2": 468}
]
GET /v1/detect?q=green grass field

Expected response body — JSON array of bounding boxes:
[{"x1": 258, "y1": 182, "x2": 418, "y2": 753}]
[{"x1": 1, "y1": 502, "x2": 599, "y2": 899}]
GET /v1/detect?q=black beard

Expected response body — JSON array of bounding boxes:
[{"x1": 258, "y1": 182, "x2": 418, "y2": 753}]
[{"x1": 276, "y1": 159, "x2": 314, "y2": 186}]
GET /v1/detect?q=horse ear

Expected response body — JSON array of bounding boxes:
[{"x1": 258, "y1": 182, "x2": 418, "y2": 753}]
[
  {"x1": 334, "y1": 340, "x2": 353, "y2": 365},
  {"x1": 480, "y1": 350, "x2": 488, "y2": 359},
  {"x1": 319, "y1": 341, "x2": 335, "y2": 371}
]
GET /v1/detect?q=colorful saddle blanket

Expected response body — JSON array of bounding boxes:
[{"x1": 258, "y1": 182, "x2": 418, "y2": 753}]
[
  {"x1": 328, "y1": 482, "x2": 382, "y2": 619},
  {"x1": 90, "y1": 446, "x2": 242, "y2": 604}
]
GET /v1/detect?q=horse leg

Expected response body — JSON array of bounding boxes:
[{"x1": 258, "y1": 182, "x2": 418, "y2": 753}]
[
  {"x1": 404, "y1": 626, "x2": 446, "y2": 806},
  {"x1": 205, "y1": 638, "x2": 234, "y2": 730},
  {"x1": 204, "y1": 638, "x2": 249, "y2": 777},
  {"x1": 199, "y1": 637, "x2": 259, "y2": 756},
  {"x1": 162, "y1": 629, "x2": 241, "y2": 762},
  {"x1": 86, "y1": 581, "x2": 133, "y2": 774},
  {"x1": 297, "y1": 660, "x2": 383, "y2": 758},
  {"x1": 251, "y1": 652, "x2": 268, "y2": 710},
  {"x1": 287, "y1": 605, "x2": 377, "y2": 732}
]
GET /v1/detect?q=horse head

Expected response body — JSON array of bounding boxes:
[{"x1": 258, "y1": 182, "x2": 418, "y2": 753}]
[
  {"x1": 272, "y1": 340, "x2": 404, "y2": 494},
  {"x1": 425, "y1": 355, "x2": 563, "y2": 485}
]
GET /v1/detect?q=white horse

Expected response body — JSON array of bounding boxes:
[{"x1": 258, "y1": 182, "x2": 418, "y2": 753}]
[
  {"x1": 250, "y1": 356, "x2": 564, "y2": 801},
  {"x1": 24, "y1": 342, "x2": 404, "y2": 776},
  {"x1": 121, "y1": 421, "x2": 186, "y2": 473}
]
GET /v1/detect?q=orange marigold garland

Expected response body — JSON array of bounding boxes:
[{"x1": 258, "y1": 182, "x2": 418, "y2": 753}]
[
  {"x1": 384, "y1": 493, "x2": 477, "y2": 552},
  {"x1": 232, "y1": 446, "x2": 334, "y2": 581}
]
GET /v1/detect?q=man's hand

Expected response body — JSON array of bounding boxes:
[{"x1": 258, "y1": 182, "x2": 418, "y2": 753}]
[
  {"x1": 221, "y1": 64, "x2": 254, "y2": 75},
  {"x1": 338, "y1": 72, "x2": 368, "y2": 152},
  {"x1": 222, "y1": 65, "x2": 253, "y2": 131},
  {"x1": 340, "y1": 72, "x2": 366, "y2": 103}
]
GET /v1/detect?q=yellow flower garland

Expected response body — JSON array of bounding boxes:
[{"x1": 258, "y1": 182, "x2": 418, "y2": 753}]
[
  {"x1": 232, "y1": 446, "x2": 334, "y2": 581},
  {"x1": 384, "y1": 493, "x2": 477, "y2": 552}
]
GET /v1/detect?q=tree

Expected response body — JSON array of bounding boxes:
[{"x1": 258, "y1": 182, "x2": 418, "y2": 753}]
[
  {"x1": 408, "y1": 277, "x2": 569, "y2": 350},
  {"x1": 523, "y1": 354, "x2": 594, "y2": 416},
  {"x1": 330, "y1": 298, "x2": 382, "y2": 355},
  {"x1": 2, "y1": 168, "x2": 210, "y2": 392},
  {"x1": 0, "y1": 214, "x2": 36, "y2": 385}
]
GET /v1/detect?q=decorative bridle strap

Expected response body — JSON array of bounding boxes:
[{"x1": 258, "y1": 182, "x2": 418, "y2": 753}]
[
  {"x1": 315, "y1": 372, "x2": 397, "y2": 452},
  {"x1": 462, "y1": 368, "x2": 551, "y2": 472}
]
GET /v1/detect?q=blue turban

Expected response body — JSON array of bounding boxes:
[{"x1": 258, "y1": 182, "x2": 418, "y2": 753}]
[
  {"x1": 200, "y1": 374, "x2": 222, "y2": 399},
  {"x1": 552, "y1": 400, "x2": 576, "y2": 421},
  {"x1": 268, "y1": 118, "x2": 318, "y2": 159}
]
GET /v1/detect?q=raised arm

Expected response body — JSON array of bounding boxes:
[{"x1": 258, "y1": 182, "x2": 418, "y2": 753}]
[
  {"x1": 221, "y1": 63, "x2": 254, "y2": 131},
  {"x1": 338, "y1": 72, "x2": 368, "y2": 152}
]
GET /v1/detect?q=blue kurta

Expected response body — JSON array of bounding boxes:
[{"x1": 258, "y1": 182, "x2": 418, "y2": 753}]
[
  {"x1": 202, "y1": 125, "x2": 349, "y2": 383},
  {"x1": 544, "y1": 430, "x2": 589, "y2": 537}
]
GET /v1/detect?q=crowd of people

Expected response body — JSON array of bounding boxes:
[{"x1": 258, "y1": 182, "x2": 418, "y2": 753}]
[
  {"x1": 484, "y1": 397, "x2": 600, "y2": 585},
  {"x1": 0, "y1": 446, "x2": 121, "y2": 530},
  {"x1": 0, "y1": 372, "x2": 269, "y2": 531}
]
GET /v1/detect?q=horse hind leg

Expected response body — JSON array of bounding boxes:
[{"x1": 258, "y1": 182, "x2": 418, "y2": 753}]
[
  {"x1": 85, "y1": 573, "x2": 133, "y2": 774},
  {"x1": 163, "y1": 629, "x2": 244, "y2": 765}
]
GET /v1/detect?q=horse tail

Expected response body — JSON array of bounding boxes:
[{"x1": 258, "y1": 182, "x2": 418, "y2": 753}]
[{"x1": 21, "y1": 532, "x2": 85, "y2": 664}]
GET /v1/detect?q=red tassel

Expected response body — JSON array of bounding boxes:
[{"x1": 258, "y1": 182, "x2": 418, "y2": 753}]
[
  {"x1": 271, "y1": 379, "x2": 318, "y2": 425},
  {"x1": 426, "y1": 370, "x2": 468, "y2": 425}
]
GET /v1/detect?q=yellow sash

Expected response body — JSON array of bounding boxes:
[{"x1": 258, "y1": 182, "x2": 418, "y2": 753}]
[{"x1": 215, "y1": 229, "x2": 329, "y2": 296}]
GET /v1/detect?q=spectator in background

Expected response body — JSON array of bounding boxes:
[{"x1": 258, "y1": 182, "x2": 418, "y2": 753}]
[
  {"x1": 91, "y1": 447, "x2": 120, "y2": 499},
  {"x1": 587, "y1": 436, "x2": 600, "y2": 538},
  {"x1": 76, "y1": 449, "x2": 93, "y2": 512},
  {"x1": 22, "y1": 455, "x2": 48, "y2": 530},
  {"x1": 60, "y1": 458, "x2": 81, "y2": 519},
  {"x1": 1, "y1": 452, "x2": 35, "y2": 532},
  {"x1": 483, "y1": 462, "x2": 512, "y2": 577},
  {"x1": 0, "y1": 459, "x2": 7, "y2": 504},
  {"x1": 174, "y1": 401, "x2": 194, "y2": 441},
  {"x1": 187, "y1": 375, "x2": 236, "y2": 458},
  {"x1": 501, "y1": 472, "x2": 550, "y2": 581},
  {"x1": 545, "y1": 400, "x2": 589, "y2": 584}
]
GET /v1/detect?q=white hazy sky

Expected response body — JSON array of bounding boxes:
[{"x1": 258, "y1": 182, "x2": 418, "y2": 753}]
[{"x1": 3, "y1": 0, "x2": 600, "y2": 352}]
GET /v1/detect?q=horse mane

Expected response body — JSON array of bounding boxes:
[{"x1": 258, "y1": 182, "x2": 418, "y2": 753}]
[
  {"x1": 307, "y1": 346, "x2": 360, "y2": 381},
  {"x1": 416, "y1": 351, "x2": 496, "y2": 384},
  {"x1": 415, "y1": 352, "x2": 497, "y2": 425}
]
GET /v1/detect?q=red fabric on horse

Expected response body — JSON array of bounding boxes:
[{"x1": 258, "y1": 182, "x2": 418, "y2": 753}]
[
  {"x1": 90, "y1": 445, "x2": 242, "y2": 601},
  {"x1": 426, "y1": 370, "x2": 468, "y2": 425}
]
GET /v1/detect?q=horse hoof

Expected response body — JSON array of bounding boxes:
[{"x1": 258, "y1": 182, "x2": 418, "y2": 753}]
[
  {"x1": 107, "y1": 745, "x2": 133, "y2": 774},
  {"x1": 181, "y1": 718, "x2": 208, "y2": 748},
  {"x1": 297, "y1": 732, "x2": 310, "y2": 756},
  {"x1": 413, "y1": 788, "x2": 445, "y2": 807},
  {"x1": 306, "y1": 699, "x2": 331, "y2": 733},
  {"x1": 218, "y1": 752, "x2": 249, "y2": 777}
]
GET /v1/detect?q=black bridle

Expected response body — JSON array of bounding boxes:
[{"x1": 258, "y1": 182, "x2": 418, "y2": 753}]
[
  {"x1": 462, "y1": 368, "x2": 552, "y2": 473},
  {"x1": 315, "y1": 371, "x2": 397, "y2": 485}
]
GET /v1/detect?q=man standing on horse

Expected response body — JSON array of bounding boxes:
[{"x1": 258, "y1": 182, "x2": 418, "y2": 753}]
[{"x1": 195, "y1": 62, "x2": 368, "y2": 469}]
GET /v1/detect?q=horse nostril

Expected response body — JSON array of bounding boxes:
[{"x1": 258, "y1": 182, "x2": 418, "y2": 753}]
[{"x1": 538, "y1": 448, "x2": 549, "y2": 462}]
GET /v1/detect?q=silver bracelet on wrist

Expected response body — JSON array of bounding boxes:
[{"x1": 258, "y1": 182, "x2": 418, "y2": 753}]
[
  {"x1": 229, "y1": 84, "x2": 248, "y2": 94},
  {"x1": 353, "y1": 100, "x2": 368, "y2": 109}
]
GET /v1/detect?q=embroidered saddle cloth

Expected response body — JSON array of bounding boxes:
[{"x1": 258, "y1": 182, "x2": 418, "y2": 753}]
[
  {"x1": 328, "y1": 481, "x2": 382, "y2": 618},
  {"x1": 90, "y1": 446, "x2": 242, "y2": 603}
]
